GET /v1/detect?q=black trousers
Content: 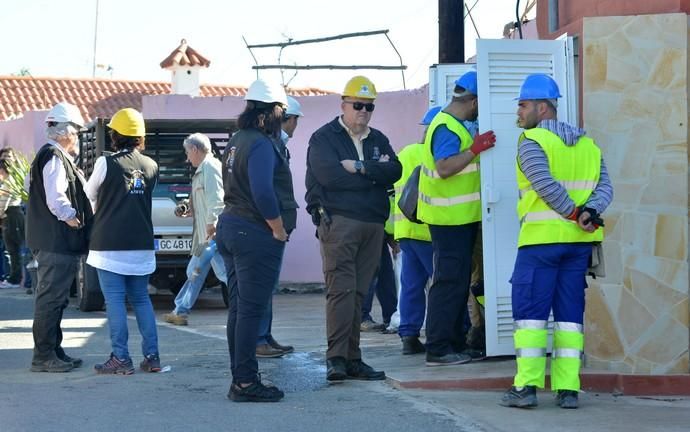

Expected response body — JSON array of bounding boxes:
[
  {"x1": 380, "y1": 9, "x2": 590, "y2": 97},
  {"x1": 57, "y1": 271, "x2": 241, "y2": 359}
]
[
  {"x1": 32, "y1": 250, "x2": 78, "y2": 361},
  {"x1": 3, "y1": 206, "x2": 25, "y2": 284},
  {"x1": 425, "y1": 222, "x2": 479, "y2": 356}
]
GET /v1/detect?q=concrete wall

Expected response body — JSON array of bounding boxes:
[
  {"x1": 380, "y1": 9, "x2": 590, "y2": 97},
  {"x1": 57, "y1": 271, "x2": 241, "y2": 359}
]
[
  {"x1": 143, "y1": 88, "x2": 428, "y2": 283},
  {"x1": 583, "y1": 13, "x2": 689, "y2": 374}
]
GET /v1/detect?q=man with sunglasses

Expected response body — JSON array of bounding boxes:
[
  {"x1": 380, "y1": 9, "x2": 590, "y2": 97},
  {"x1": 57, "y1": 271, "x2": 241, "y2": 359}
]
[
  {"x1": 417, "y1": 70, "x2": 497, "y2": 367},
  {"x1": 306, "y1": 75, "x2": 402, "y2": 383}
]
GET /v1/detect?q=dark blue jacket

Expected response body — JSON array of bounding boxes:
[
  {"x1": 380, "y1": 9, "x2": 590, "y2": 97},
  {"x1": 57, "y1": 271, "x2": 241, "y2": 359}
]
[{"x1": 305, "y1": 117, "x2": 401, "y2": 224}]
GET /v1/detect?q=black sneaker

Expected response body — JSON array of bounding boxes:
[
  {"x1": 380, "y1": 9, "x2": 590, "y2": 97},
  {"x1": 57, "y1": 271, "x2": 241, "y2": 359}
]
[
  {"x1": 500, "y1": 385, "x2": 538, "y2": 408},
  {"x1": 345, "y1": 359, "x2": 386, "y2": 381},
  {"x1": 30, "y1": 357, "x2": 74, "y2": 373},
  {"x1": 58, "y1": 353, "x2": 83, "y2": 368},
  {"x1": 425, "y1": 352, "x2": 471, "y2": 367},
  {"x1": 326, "y1": 356, "x2": 347, "y2": 382},
  {"x1": 556, "y1": 390, "x2": 579, "y2": 409},
  {"x1": 94, "y1": 353, "x2": 135, "y2": 375},
  {"x1": 140, "y1": 354, "x2": 161, "y2": 372},
  {"x1": 461, "y1": 348, "x2": 487, "y2": 362},
  {"x1": 401, "y1": 336, "x2": 426, "y2": 355},
  {"x1": 228, "y1": 382, "x2": 284, "y2": 402}
]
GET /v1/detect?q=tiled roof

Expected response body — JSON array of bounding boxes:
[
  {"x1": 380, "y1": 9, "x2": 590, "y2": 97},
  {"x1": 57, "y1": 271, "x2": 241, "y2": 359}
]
[
  {"x1": 160, "y1": 39, "x2": 211, "y2": 69},
  {"x1": 0, "y1": 76, "x2": 330, "y2": 121}
]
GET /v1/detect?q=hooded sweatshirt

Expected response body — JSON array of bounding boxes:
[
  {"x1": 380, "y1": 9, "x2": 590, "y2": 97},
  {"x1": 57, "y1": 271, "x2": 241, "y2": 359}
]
[{"x1": 517, "y1": 119, "x2": 613, "y2": 217}]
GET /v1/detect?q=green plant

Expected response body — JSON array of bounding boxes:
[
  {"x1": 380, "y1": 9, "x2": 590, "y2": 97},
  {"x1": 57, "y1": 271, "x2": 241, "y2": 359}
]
[{"x1": 0, "y1": 152, "x2": 30, "y2": 203}]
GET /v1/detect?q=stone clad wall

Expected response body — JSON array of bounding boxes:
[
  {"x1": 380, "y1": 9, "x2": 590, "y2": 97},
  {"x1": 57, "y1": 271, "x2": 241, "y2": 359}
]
[{"x1": 583, "y1": 13, "x2": 689, "y2": 374}]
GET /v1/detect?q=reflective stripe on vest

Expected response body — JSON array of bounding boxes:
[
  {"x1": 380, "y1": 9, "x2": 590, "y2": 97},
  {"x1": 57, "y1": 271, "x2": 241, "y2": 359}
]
[
  {"x1": 417, "y1": 112, "x2": 481, "y2": 226},
  {"x1": 515, "y1": 128, "x2": 604, "y2": 247},
  {"x1": 421, "y1": 162, "x2": 479, "y2": 179},
  {"x1": 392, "y1": 143, "x2": 431, "y2": 242}
]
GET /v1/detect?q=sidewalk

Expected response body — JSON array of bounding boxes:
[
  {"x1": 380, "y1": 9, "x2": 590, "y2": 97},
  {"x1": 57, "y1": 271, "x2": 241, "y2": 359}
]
[{"x1": 266, "y1": 292, "x2": 690, "y2": 397}]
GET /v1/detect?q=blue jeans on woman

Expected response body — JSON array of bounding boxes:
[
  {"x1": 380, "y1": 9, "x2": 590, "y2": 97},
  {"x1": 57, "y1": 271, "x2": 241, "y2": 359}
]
[
  {"x1": 216, "y1": 213, "x2": 285, "y2": 384},
  {"x1": 173, "y1": 252, "x2": 227, "y2": 315},
  {"x1": 97, "y1": 269, "x2": 158, "y2": 360}
]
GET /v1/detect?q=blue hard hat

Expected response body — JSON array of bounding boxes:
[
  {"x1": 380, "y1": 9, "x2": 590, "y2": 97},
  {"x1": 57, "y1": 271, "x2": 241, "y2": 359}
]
[
  {"x1": 454, "y1": 71, "x2": 478, "y2": 95},
  {"x1": 420, "y1": 106, "x2": 442, "y2": 125},
  {"x1": 516, "y1": 73, "x2": 562, "y2": 100}
]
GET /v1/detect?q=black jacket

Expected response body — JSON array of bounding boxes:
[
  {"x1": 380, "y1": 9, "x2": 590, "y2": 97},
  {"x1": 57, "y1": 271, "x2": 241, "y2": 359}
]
[{"x1": 305, "y1": 117, "x2": 401, "y2": 224}]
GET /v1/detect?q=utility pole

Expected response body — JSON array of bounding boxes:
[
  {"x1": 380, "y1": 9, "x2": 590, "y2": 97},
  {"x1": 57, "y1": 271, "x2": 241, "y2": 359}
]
[
  {"x1": 438, "y1": 0, "x2": 465, "y2": 63},
  {"x1": 92, "y1": 0, "x2": 100, "y2": 78}
]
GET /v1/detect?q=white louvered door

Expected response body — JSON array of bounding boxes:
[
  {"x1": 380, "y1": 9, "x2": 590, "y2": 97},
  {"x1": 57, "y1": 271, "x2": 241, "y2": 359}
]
[
  {"x1": 476, "y1": 38, "x2": 575, "y2": 356},
  {"x1": 428, "y1": 63, "x2": 476, "y2": 108}
]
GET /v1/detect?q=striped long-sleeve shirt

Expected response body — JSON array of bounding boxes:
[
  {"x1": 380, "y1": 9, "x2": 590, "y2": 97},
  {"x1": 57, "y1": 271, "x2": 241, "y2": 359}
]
[{"x1": 517, "y1": 119, "x2": 614, "y2": 217}]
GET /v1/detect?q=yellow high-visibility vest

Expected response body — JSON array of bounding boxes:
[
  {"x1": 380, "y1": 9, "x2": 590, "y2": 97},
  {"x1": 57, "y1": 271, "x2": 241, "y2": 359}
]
[
  {"x1": 516, "y1": 127, "x2": 604, "y2": 247},
  {"x1": 417, "y1": 112, "x2": 481, "y2": 226},
  {"x1": 393, "y1": 143, "x2": 431, "y2": 242}
]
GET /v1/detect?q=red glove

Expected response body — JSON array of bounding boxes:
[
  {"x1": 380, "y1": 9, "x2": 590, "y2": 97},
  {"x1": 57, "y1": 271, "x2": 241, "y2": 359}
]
[{"x1": 470, "y1": 131, "x2": 497, "y2": 155}]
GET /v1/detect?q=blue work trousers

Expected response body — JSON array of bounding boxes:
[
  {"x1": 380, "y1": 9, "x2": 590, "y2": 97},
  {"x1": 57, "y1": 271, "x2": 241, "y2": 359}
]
[
  {"x1": 398, "y1": 239, "x2": 433, "y2": 337},
  {"x1": 362, "y1": 240, "x2": 398, "y2": 324},
  {"x1": 257, "y1": 248, "x2": 285, "y2": 346},
  {"x1": 216, "y1": 213, "x2": 285, "y2": 384},
  {"x1": 511, "y1": 243, "x2": 591, "y2": 324}
]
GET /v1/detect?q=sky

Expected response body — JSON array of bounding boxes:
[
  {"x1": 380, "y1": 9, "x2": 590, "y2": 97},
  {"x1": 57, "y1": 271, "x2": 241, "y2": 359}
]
[{"x1": 1, "y1": 0, "x2": 535, "y2": 93}]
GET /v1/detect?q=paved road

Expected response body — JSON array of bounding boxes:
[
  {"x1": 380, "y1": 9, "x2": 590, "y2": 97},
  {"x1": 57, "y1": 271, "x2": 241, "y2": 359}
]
[{"x1": 1, "y1": 288, "x2": 689, "y2": 432}]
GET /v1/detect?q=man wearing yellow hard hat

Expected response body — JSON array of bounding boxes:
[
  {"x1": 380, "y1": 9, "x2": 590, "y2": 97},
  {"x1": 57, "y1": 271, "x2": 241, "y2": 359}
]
[{"x1": 306, "y1": 75, "x2": 402, "y2": 383}]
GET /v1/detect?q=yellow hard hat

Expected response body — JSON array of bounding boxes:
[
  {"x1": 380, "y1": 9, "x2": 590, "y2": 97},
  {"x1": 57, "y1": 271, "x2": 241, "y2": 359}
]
[
  {"x1": 108, "y1": 108, "x2": 146, "y2": 137},
  {"x1": 342, "y1": 76, "x2": 377, "y2": 100}
]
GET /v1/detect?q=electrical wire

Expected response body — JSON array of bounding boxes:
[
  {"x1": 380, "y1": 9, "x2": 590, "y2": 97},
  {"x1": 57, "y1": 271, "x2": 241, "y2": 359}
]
[{"x1": 516, "y1": 0, "x2": 523, "y2": 39}]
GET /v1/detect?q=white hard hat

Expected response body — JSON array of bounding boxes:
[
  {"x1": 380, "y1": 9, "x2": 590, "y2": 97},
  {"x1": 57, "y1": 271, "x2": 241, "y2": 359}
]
[
  {"x1": 285, "y1": 96, "x2": 303, "y2": 117},
  {"x1": 45, "y1": 102, "x2": 85, "y2": 128},
  {"x1": 244, "y1": 79, "x2": 288, "y2": 106}
]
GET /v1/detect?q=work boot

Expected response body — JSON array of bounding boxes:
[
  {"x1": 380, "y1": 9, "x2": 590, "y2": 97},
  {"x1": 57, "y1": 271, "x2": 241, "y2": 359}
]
[
  {"x1": 255, "y1": 343, "x2": 284, "y2": 358},
  {"x1": 163, "y1": 312, "x2": 188, "y2": 326},
  {"x1": 401, "y1": 336, "x2": 426, "y2": 355},
  {"x1": 360, "y1": 319, "x2": 385, "y2": 332},
  {"x1": 58, "y1": 353, "x2": 83, "y2": 368},
  {"x1": 425, "y1": 352, "x2": 471, "y2": 367},
  {"x1": 267, "y1": 335, "x2": 294, "y2": 354},
  {"x1": 228, "y1": 381, "x2": 284, "y2": 402},
  {"x1": 500, "y1": 385, "x2": 538, "y2": 408},
  {"x1": 326, "y1": 356, "x2": 347, "y2": 382},
  {"x1": 345, "y1": 359, "x2": 385, "y2": 381},
  {"x1": 461, "y1": 348, "x2": 487, "y2": 362},
  {"x1": 556, "y1": 390, "x2": 579, "y2": 409},
  {"x1": 30, "y1": 357, "x2": 74, "y2": 373}
]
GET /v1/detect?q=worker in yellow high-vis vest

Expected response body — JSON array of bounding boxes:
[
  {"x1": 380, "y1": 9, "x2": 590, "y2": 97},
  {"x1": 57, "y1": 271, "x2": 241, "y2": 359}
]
[
  {"x1": 417, "y1": 70, "x2": 497, "y2": 366},
  {"x1": 500, "y1": 74, "x2": 614, "y2": 410}
]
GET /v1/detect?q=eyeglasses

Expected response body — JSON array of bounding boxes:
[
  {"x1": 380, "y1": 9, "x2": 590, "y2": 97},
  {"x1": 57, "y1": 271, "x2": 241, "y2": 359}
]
[{"x1": 344, "y1": 101, "x2": 375, "y2": 112}]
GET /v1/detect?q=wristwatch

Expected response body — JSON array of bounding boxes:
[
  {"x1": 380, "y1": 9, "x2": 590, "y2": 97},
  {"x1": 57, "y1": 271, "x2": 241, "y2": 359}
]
[{"x1": 354, "y1": 160, "x2": 364, "y2": 174}]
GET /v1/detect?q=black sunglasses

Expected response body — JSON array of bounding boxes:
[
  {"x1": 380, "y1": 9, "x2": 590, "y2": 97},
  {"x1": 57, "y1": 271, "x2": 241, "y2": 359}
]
[{"x1": 344, "y1": 101, "x2": 375, "y2": 112}]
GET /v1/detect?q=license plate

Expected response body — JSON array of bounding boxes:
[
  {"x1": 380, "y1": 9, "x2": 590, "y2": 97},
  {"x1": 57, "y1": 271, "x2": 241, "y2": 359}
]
[{"x1": 155, "y1": 238, "x2": 192, "y2": 252}]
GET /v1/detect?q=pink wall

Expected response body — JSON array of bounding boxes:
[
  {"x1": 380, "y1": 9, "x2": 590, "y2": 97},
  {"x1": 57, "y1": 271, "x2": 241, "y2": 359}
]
[
  {"x1": 143, "y1": 88, "x2": 428, "y2": 283},
  {"x1": 0, "y1": 111, "x2": 50, "y2": 156}
]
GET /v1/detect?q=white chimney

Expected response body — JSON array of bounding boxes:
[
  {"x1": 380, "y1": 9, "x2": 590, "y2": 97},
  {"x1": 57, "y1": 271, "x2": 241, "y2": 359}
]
[{"x1": 160, "y1": 39, "x2": 210, "y2": 97}]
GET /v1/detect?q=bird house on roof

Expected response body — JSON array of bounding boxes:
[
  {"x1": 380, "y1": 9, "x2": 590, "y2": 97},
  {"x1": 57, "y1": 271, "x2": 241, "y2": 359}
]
[{"x1": 160, "y1": 39, "x2": 211, "y2": 97}]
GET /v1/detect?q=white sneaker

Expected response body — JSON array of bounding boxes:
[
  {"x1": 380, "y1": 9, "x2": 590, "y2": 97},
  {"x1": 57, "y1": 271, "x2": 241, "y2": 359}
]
[{"x1": 0, "y1": 281, "x2": 20, "y2": 289}]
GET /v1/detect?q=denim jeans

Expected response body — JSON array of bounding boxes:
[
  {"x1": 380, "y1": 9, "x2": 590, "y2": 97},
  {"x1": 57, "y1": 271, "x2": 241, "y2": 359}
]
[
  {"x1": 217, "y1": 214, "x2": 285, "y2": 384},
  {"x1": 361, "y1": 241, "x2": 398, "y2": 324},
  {"x1": 96, "y1": 269, "x2": 158, "y2": 360},
  {"x1": 256, "y1": 248, "x2": 284, "y2": 346},
  {"x1": 173, "y1": 252, "x2": 227, "y2": 315}
]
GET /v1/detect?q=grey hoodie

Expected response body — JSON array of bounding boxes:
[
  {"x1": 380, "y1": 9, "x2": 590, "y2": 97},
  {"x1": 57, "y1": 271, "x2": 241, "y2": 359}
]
[{"x1": 517, "y1": 119, "x2": 613, "y2": 217}]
